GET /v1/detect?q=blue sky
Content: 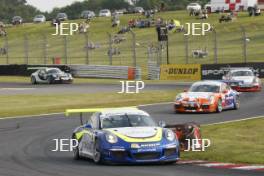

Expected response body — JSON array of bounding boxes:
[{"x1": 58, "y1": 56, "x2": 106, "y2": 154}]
[{"x1": 26, "y1": 0, "x2": 83, "y2": 12}]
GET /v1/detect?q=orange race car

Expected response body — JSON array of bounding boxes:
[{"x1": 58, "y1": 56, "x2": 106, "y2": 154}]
[{"x1": 174, "y1": 81, "x2": 240, "y2": 113}]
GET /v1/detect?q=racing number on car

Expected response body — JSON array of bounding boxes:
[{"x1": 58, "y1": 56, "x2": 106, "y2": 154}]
[{"x1": 224, "y1": 92, "x2": 234, "y2": 106}]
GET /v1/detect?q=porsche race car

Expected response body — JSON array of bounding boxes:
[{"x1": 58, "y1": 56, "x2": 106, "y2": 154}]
[
  {"x1": 174, "y1": 81, "x2": 240, "y2": 113},
  {"x1": 165, "y1": 122, "x2": 202, "y2": 151},
  {"x1": 31, "y1": 67, "x2": 73, "y2": 84},
  {"x1": 222, "y1": 68, "x2": 262, "y2": 92},
  {"x1": 66, "y1": 108, "x2": 180, "y2": 164}
]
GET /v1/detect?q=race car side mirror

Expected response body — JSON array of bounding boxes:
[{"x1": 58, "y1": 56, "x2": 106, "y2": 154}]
[
  {"x1": 85, "y1": 123, "x2": 92, "y2": 129},
  {"x1": 222, "y1": 90, "x2": 228, "y2": 94},
  {"x1": 158, "y1": 120, "x2": 166, "y2": 128}
]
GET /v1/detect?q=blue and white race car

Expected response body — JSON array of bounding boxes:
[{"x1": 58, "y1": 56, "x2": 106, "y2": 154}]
[{"x1": 66, "y1": 108, "x2": 180, "y2": 164}]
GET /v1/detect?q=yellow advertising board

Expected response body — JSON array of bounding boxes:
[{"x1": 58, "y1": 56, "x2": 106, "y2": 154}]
[{"x1": 160, "y1": 64, "x2": 201, "y2": 80}]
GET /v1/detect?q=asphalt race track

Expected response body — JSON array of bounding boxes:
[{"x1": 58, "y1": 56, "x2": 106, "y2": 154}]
[{"x1": 0, "y1": 83, "x2": 263, "y2": 176}]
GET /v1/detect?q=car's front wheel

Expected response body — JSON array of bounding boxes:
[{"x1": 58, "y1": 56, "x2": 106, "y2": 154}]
[
  {"x1": 47, "y1": 77, "x2": 53, "y2": 84},
  {"x1": 234, "y1": 96, "x2": 240, "y2": 110},
  {"x1": 216, "y1": 99, "x2": 223, "y2": 113},
  {"x1": 93, "y1": 140, "x2": 102, "y2": 164},
  {"x1": 72, "y1": 136, "x2": 80, "y2": 160},
  {"x1": 31, "y1": 76, "x2": 37, "y2": 85}
]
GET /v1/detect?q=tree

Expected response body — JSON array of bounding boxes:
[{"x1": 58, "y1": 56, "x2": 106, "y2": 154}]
[
  {"x1": 0, "y1": 0, "x2": 41, "y2": 22},
  {"x1": 48, "y1": 0, "x2": 130, "y2": 20}
]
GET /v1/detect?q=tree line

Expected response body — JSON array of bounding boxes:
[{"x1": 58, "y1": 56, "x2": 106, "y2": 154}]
[{"x1": 0, "y1": 0, "x2": 209, "y2": 22}]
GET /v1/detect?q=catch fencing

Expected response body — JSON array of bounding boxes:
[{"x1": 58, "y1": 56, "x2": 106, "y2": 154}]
[
  {"x1": 0, "y1": 25, "x2": 263, "y2": 78},
  {"x1": 152, "y1": 27, "x2": 264, "y2": 65}
]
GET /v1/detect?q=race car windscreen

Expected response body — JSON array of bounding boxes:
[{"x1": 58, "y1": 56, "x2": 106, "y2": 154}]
[
  {"x1": 101, "y1": 114, "x2": 157, "y2": 129},
  {"x1": 48, "y1": 69, "x2": 62, "y2": 74},
  {"x1": 189, "y1": 84, "x2": 220, "y2": 93},
  {"x1": 231, "y1": 71, "x2": 254, "y2": 76}
]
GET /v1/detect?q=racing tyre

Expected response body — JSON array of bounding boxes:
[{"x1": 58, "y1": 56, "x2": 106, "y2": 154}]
[
  {"x1": 31, "y1": 76, "x2": 37, "y2": 85},
  {"x1": 47, "y1": 77, "x2": 53, "y2": 84},
  {"x1": 216, "y1": 99, "x2": 223, "y2": 113},
  {"x1": 233, "y1": 96, "x2": 240, "y2": 110},
  {"x1": 93, "y1": 140, "x2": 102, "y2": 164},
  {"x1": 72, "y1": 136, "x2": 80, "y2": 160}
]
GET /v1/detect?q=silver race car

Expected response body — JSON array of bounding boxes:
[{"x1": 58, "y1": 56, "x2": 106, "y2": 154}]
[
  {"x1": 31, "y1": 67, "x2": 73, "y2": 84},
  {"x1": 222, "y1": 67, "x2": 262, "y2": 92}
]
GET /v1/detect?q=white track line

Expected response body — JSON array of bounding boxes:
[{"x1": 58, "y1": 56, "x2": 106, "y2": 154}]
[
  {"x1": 0, "y1": 102, "x2": 263, "y2": 124},
  {"x1": 204, "y1": 115, "x2": 264, "y2": 126},
  {"x1": 0, "y1": 113, "x2": 63, "y2": 120},
  {"x1": 0, "y1": 102, "x2": 174, "y2": 120},
  {"x1": 138, "y1": 102, "x2": 173, "y2": 107},
  {"x1": 0, "y1": 88, "x2": 36, "y2": 91}
]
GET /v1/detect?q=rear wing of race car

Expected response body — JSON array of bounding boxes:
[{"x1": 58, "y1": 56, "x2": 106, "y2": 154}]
[
  {"x1": 65, "y1": 107, "x2": 137, "y2": 125},
  {"x1": 66, "y1": 108, "x2": 103, "y2": 125}
]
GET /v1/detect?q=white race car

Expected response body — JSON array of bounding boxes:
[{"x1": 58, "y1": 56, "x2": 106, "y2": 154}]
[
  {"x1": 31, "y1": 67, "x2": 73, "y2": 84},
  {"x1": 222, "y1": 68, "x2": 262, "y2": 92}
]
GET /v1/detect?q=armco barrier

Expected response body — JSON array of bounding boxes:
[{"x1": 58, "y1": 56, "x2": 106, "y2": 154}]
[
  {"x1": 71, "y1": 65, "x2": 141, "y2": 80},
  {"x1": 201, "y1": 62, "x2": 264, "y2": 80},
  {"x1": 160, "y1": 64, "x2": 201, "y2": 81},
  {"x1": 0, "y1": 65, "x2": 70, "y2": 76}
]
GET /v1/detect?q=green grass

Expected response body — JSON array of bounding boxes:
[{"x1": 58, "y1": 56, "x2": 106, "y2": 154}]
[
  {"x1": 183, "y1": 117, "x2": 264, "y2": 164},
  {"x1": 0, "y1": 11, "x2": 263, "y2": 76},
  {"x1": 0, "y1": 90, "x2": 179, "y2": 117},
  {"x1": 0, "y1": 76, "x2": 194, "y2": 83}
]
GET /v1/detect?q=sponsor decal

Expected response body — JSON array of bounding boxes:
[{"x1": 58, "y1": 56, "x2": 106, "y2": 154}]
[
  {"x1": 201, "y1": 63, "x2": 264, "y2": 80},
  {"x1": 160, "y1": 64, "x2": 201, "y2": 80},
  {"x1": 131, "y1": 143, "x2": 140, "y2": 149},
  {"x1": 140, "y1": 143, "x2": 160, "y2": 148},
  {"x1": 131, "y1": 143, "x2": 160, "y2": 149},
  {"x1": 137, "y1": 148, "x2": 157, "y2": 152}
]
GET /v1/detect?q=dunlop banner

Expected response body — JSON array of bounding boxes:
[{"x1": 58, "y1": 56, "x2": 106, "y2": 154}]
[{"x1": 160, "y1": 64, "x2": 201, "y2": 80}]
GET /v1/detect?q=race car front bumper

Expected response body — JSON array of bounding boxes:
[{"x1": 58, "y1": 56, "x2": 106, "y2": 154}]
[
  {"x1": 231, "y1": 85, "x2": 261, "y2": 92},
  {"x1": 174, "y1": 102, "x2": 216, "y2": 113},
  {"x1": 53, "y1": 77, "x2": 73, "y2": 84},
  {"x1": 100, "y1": 143, "x2": 180, "y2": 164}
]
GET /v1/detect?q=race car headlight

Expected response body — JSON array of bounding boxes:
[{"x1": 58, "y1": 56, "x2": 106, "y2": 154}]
[
  {"x1": 253, "y1": 77, "x2": 259, "y2": 84},
  {"x1": 209, "y1": 95, "x2": 215, "y2": 104},
  {"x1": 165, "y1": 129, "x2": 175, "y2": 142},
  {"x1": 105, "y1": 133, "x2": 118, "y2": 144},
  {"x1": 175, "y1": 94, "x2": 182, "y2": 101}
]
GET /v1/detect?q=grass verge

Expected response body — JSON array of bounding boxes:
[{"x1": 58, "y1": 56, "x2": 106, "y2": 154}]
[
  {"x1": 0, "y1": 90, "x2": 178, "y2": 117},
  {"x1": 182, "y1": 117, "x2": 264, "y2": 164}
]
